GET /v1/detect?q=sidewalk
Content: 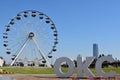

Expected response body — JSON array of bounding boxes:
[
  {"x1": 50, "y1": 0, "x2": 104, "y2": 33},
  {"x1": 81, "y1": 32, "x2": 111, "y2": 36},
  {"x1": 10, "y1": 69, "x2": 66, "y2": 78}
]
[{"x1": 3, "y1": 74, "x2": 120, "y2": 80}]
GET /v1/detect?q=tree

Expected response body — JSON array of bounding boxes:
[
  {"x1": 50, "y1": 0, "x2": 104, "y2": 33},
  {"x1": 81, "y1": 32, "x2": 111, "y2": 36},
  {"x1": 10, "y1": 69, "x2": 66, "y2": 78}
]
[{"x1": 73, "y1": 60, "x2": 77, "y2": 67}]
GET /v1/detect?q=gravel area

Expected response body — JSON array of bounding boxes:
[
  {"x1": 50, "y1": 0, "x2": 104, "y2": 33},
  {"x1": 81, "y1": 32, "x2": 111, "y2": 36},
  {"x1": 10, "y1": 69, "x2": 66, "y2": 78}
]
[{"x1": 0, "y1": 75, "x2": 15, "y2": 80}]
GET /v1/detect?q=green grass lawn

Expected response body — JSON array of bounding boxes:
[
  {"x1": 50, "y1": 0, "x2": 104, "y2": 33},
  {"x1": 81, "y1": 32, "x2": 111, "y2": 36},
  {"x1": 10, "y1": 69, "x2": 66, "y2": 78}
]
[
  {"x1": 0, "y1": 67, "x2": 55, "y2": 74},
  {"x1": 0, "y1": 67, "x2": 120, "y2": 75}
]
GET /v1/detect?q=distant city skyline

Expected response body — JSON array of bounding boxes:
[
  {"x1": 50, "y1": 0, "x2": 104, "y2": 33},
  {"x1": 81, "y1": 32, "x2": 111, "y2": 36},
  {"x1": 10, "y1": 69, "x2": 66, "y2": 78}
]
[{"x1": 0, "y1": 0, "x2": 120, "y2": 63}]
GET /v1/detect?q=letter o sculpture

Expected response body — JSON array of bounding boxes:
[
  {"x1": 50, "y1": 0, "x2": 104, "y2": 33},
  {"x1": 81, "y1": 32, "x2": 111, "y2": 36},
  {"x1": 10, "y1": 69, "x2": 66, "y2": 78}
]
[{"x1": 54, "y1": 57, "x2": 74, "y2": 77}]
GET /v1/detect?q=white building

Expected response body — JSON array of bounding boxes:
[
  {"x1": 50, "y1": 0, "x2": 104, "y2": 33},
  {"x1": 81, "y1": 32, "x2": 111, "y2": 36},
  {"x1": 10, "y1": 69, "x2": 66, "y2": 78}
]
[{"x1": 0, "y1": 58, "x2": 4, "y2": 67}]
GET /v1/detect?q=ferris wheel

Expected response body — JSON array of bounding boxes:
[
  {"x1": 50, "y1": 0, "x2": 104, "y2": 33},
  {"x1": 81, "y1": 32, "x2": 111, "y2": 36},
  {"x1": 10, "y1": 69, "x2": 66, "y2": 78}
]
[{"x1": 3, "y1": 10, "x2": 58, "y2": 67}]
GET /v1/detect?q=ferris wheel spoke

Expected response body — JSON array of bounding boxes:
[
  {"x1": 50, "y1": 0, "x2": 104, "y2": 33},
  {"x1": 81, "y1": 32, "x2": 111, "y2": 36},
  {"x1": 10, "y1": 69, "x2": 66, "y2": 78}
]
[
  {"x1": 15, "y1": 21, "x2": 27, "y2": 36},
  {"x1": 10, "y1": 38, "x2": 30, "y2": 66},
  {"x1": 32, "y1": 38, "x2": 51, "y2": 67}
]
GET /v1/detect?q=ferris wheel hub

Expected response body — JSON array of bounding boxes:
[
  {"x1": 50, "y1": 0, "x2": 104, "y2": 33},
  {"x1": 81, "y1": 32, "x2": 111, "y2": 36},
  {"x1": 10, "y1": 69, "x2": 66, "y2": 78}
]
[{"x1": 28, "y1": 32, "x2": 34, "y2": 38}]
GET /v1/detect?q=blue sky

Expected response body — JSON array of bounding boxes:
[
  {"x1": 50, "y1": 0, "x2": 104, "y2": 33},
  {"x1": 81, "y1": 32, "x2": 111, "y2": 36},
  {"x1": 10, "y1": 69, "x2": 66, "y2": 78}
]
[{"x1": 0, "y1": 0, "x2": 120, "y2": 62}]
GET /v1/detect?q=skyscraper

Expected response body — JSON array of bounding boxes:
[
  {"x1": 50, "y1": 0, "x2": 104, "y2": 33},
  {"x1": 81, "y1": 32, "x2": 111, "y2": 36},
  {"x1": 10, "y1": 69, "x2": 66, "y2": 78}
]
[{"x1": 93, "y1": 43, "x2": 99, "y2": 58}]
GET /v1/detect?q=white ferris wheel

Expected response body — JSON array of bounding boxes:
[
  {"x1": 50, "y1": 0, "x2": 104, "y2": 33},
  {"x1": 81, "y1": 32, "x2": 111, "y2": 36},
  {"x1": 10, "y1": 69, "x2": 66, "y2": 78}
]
[{"x1": 3, "y1": 10, "x2": 58, "y2": 67}]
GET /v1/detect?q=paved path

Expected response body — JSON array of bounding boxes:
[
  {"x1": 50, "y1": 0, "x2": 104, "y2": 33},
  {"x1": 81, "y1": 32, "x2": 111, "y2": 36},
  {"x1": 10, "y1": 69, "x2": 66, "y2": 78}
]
[
  {"x1": 3, "y1": 74, "x2": 120, "y2": 80},
  {"x1": 3, "y1": 74, "x2": 87, "y2": 80}
]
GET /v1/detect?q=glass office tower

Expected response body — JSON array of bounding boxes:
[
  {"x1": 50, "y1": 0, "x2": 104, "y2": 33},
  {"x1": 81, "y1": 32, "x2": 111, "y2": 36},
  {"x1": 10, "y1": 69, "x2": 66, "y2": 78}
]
[{"x1": 93, "y1": 43, "x2": 99, "y2": 58}]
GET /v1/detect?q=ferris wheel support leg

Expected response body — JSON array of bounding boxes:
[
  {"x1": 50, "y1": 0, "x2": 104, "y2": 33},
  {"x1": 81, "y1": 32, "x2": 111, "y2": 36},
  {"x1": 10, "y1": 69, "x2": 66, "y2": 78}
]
[
  {"x1": 10, "y1": 39, "x2": 30, "y2": 66},
  {"x1": 32, "y1": 38, "x2": 51, "y2": 68}
]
